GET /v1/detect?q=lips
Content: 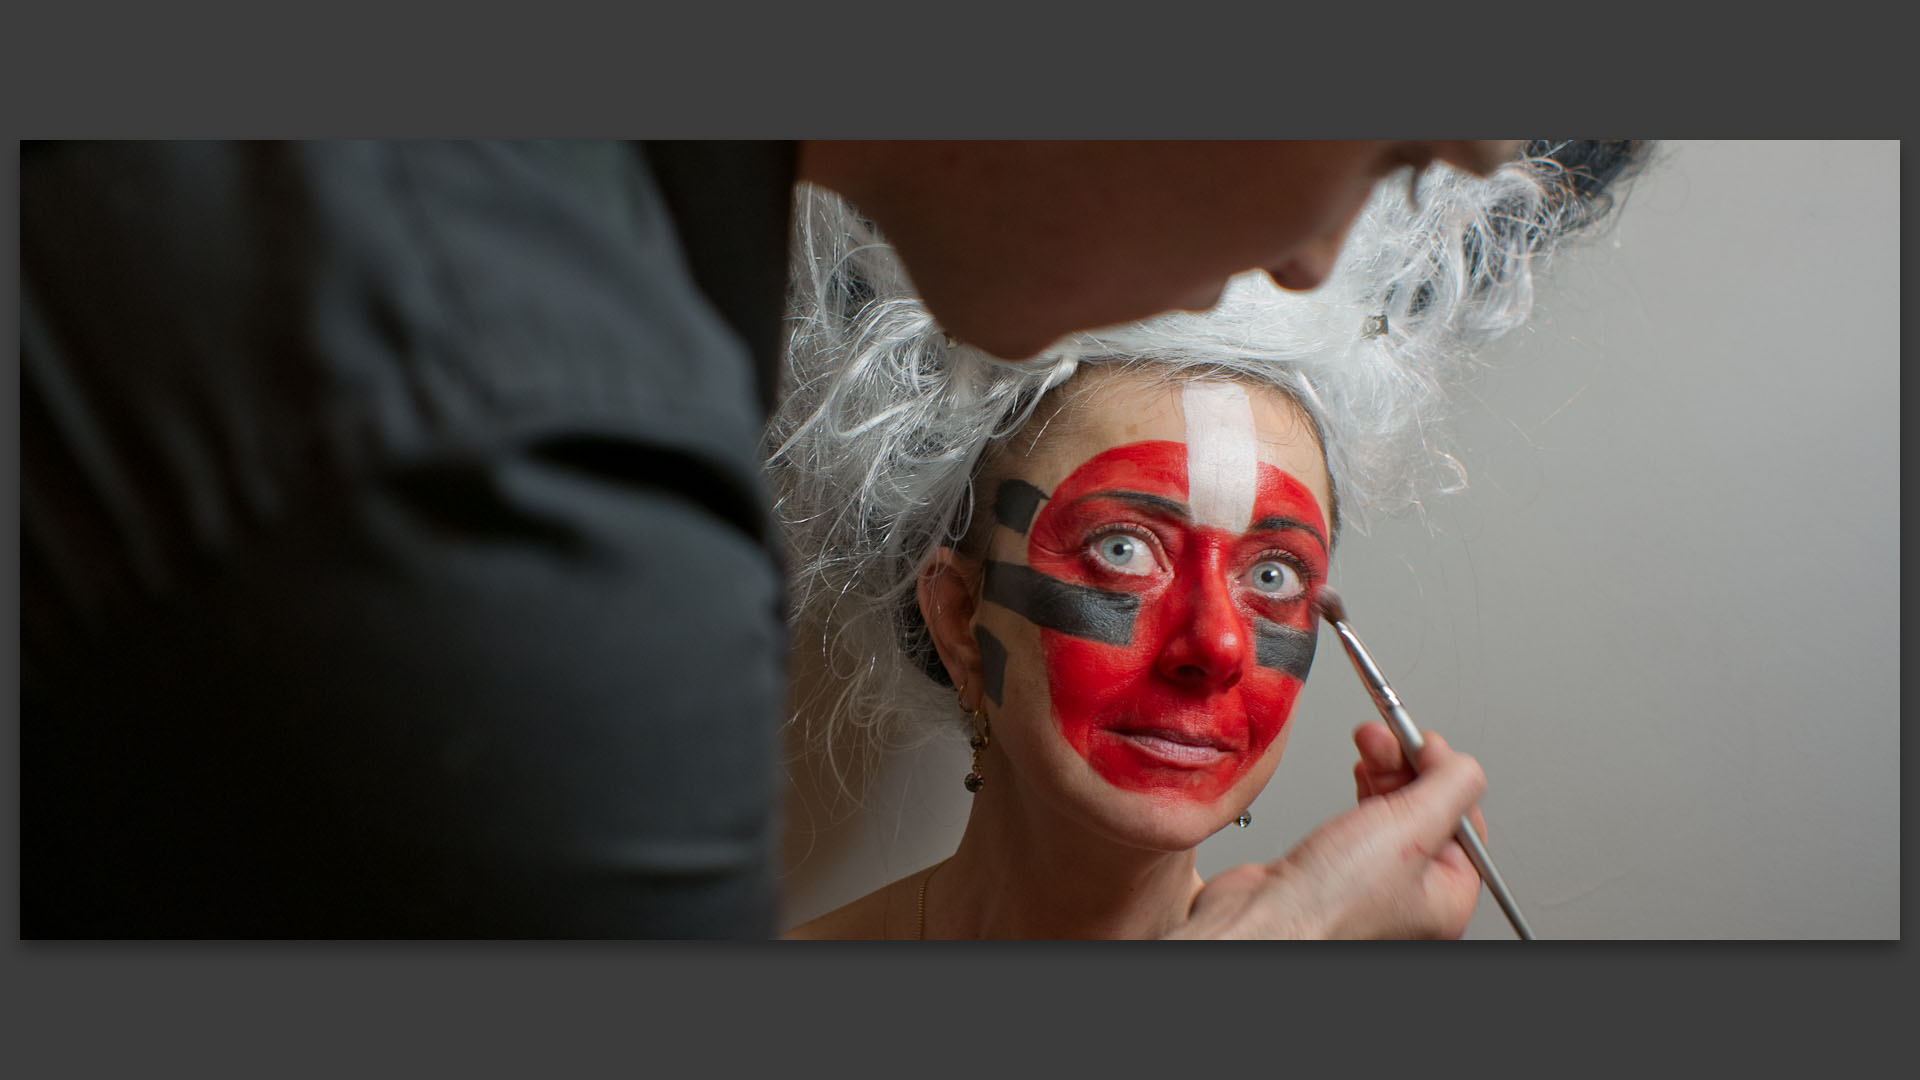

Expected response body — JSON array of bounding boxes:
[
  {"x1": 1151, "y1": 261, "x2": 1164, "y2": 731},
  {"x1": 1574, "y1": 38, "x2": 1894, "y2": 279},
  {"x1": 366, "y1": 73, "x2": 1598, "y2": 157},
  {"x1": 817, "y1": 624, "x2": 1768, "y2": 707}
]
[{"x1": 1104, "y1": 722, "x2": 1240, "y2": 769}]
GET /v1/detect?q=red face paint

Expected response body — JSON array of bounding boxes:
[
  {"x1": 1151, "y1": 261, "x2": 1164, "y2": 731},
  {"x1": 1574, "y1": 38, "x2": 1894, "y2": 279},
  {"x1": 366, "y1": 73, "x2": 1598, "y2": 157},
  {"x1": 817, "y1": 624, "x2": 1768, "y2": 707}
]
[{"x1": 1023, "y1": 441, "x2": 1328, "y2": 803}]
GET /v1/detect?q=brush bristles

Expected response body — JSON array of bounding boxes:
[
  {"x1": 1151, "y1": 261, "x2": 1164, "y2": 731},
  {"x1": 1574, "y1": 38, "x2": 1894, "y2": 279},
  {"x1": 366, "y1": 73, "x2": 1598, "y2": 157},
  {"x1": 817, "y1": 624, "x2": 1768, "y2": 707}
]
[{"x1": 1313, "y1": 586, "x2": 1346, "y2": 625}]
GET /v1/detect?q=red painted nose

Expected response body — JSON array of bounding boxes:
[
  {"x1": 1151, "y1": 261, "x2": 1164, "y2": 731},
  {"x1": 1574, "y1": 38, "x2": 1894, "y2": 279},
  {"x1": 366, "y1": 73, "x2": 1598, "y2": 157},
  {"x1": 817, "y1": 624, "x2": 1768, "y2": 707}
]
[{"x1": 1154, "y1": 545, "x2": 1249, "y2": 691}]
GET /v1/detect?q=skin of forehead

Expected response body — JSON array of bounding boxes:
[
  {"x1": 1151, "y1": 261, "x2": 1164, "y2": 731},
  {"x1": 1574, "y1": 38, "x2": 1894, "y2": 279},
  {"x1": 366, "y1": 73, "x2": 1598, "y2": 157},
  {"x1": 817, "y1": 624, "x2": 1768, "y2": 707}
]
[{"x1": 991, "y1": 369, "x2": 1333, "y2": 537}]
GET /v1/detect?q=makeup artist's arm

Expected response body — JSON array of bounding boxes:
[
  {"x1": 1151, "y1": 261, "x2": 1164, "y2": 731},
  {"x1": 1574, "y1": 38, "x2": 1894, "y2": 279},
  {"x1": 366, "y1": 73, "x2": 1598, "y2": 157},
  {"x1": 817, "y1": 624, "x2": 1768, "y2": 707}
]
[{"x1": 1167, "y1": 731, "x2": 1487, "y2": 940}]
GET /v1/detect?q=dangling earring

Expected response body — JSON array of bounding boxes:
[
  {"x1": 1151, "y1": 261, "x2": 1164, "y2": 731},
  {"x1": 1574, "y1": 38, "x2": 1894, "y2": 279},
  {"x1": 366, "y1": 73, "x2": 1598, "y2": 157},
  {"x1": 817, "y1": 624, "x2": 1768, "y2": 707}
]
[{"x1": 958, "y1": 687, "x2": 991, "y2": 793}]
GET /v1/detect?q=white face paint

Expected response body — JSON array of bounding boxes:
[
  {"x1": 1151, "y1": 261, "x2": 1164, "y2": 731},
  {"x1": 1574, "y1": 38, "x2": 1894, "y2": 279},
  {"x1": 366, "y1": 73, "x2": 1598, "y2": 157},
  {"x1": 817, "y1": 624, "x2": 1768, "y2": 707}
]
[{"x1": 1180, "y1": 381, "x2": 1259, "y2": 531}]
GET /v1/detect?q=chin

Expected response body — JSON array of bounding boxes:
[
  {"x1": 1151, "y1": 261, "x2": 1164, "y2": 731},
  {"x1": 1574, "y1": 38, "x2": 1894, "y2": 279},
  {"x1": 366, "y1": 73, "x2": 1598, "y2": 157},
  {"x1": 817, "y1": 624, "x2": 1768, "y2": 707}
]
[
  {"x1": 945, "y1": 318, "x2": 1060, "y2": 363},
  {"x1": 923, "y1": 287, "x2": 1156, "y2": 363},
  {"x1": 1035, "y1": 736, "x2": 1284, "y2": 854},
  {"x1": 910, "y1": 281, "x2": 1054, "y2": 362},
  {"x1": 1084, "y1": 790, "x2": 1249, "y2": 854}
]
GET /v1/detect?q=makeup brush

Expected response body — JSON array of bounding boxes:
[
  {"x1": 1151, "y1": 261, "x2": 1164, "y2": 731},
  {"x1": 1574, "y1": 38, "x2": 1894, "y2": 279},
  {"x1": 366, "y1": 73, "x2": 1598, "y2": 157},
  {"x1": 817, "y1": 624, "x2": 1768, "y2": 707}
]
[{"x1": 1313, "y1": 586, "x2": 1536, "y2": 941}]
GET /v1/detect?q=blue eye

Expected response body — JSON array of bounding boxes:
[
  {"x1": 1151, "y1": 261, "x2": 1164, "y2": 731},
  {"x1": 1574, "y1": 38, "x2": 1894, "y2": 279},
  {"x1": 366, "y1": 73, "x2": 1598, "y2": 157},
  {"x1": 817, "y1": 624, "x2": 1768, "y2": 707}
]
[
  {"x1": 1245, "y1": 559, "x2": 1304, "y2": 598},
  {"x1": 1090, "y1": 531, "x2": 1154, "y2": 576}
]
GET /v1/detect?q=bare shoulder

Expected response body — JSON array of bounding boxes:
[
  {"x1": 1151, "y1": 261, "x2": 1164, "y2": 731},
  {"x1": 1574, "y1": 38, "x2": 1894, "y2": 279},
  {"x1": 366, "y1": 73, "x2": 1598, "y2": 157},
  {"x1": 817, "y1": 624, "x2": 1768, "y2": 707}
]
[{"x1": 782, "y1": 871, "x2": 927, "y2": 940}]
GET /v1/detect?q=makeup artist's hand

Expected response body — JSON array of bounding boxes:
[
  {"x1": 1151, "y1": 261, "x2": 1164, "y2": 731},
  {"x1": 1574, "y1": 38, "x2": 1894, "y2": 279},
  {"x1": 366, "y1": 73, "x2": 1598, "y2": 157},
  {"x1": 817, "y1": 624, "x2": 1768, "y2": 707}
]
[
  {"x1": 1346, "y1": 723, "x2": 1488, "y2": 933},
  {"x1": 1167, "y1": 727, "x2": 1487, "y2": 940}
]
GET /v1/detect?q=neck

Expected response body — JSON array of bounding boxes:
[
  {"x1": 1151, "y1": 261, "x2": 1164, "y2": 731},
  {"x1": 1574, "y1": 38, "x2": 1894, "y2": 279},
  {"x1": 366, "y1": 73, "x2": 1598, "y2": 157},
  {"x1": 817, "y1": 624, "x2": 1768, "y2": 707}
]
[{"x1": 924, "y1": 784, "x2": 1206, "y2": 940}]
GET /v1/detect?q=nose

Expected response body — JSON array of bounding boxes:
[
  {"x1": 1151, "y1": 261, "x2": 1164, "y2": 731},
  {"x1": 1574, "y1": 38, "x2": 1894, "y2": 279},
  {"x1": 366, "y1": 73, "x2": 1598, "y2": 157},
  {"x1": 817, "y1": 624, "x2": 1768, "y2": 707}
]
[
  {"x1": 1268, "y1": 168, "x2": 1385, "y2": 292},
  {"x1": 1154, "y1": 554, "x2": 1249, "y2": 691},
  {"x1": 1430, "y1": 139, "x2": 1526, "y2": 177},
  {"x1": 1265, "y1": 232, "x2": 1344, "y2": 292},
  {"x1": 1266, "y1": 195, "x2": 1369, "y2": 292}
]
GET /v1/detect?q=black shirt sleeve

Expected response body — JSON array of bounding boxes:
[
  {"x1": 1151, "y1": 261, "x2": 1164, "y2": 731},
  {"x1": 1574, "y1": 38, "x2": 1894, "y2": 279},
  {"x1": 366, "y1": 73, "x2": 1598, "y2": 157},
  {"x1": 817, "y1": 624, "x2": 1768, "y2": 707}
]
[{"x1": 22, "y1": 140, "x2": 797, "y2": 937}]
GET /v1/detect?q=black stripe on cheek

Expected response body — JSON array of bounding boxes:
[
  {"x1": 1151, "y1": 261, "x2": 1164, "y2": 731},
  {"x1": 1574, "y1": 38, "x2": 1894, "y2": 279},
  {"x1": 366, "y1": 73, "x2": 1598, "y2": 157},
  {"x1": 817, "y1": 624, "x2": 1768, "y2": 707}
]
[
  {"x1": 993, "y1": 480, "x2": 1048, "y2": 534},
  {"x1": 1254, "y1": 619, "x2": 1316, "y2": 680},
  {"x1": 982, "y1": 561, "x2": 1139, "y2": 646},
  {"x1": 974, "y1": 626, "x2": 1009, "y2": 706}
]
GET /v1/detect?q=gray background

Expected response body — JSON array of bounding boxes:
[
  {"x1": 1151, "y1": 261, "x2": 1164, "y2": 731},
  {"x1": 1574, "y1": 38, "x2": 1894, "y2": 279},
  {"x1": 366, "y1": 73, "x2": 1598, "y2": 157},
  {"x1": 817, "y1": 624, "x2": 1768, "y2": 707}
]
[{"x1": 779, "y1": 140, "x2": 1900, "y2": 940}]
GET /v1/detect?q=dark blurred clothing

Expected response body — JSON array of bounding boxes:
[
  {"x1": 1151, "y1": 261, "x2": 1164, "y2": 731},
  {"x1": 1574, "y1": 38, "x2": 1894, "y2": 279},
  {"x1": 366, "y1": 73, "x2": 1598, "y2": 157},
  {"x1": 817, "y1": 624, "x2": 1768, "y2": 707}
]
[{"x1": 21, "y1": 140, "x2": 797, "y2": 937}]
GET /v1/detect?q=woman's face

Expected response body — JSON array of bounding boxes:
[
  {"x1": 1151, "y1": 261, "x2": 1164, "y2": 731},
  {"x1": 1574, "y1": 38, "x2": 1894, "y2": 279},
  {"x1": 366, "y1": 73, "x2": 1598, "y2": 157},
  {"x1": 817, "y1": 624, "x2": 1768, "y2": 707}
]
[{"x1": 955, "y1": 370, "x2": 1333, "y2": 851}]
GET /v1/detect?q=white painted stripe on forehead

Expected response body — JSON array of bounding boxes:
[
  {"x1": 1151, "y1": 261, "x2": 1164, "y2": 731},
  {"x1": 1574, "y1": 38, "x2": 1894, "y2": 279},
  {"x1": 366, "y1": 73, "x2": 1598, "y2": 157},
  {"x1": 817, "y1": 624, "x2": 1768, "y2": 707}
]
[{"x1": 1181, "y1": 381, "x2": 1258, "y2": 531}]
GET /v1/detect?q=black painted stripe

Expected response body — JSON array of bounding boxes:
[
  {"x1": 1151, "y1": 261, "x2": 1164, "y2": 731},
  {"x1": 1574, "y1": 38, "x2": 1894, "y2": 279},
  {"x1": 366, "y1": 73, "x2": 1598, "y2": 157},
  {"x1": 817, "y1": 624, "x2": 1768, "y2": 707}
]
[
  {"x1": 992, "y1": 479, "x2": 1049, "y2": 534},
  {"x1": 982, "y1": 561, "x2": 1139, "y2": 646},
  {"x1": 1253, "y1": 618, "x2": 1317, "y2": 680},
  {"x1": 974, "y1": 626, "x2": 1009, "y2": 706}
]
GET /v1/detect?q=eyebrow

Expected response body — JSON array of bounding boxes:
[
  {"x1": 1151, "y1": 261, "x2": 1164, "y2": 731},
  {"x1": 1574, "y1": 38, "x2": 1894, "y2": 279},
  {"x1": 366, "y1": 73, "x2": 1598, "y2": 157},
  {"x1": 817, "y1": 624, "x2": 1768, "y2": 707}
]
[
  {"x1": 1250, "y1": 514, "x2": 1329, "y2": 553},
  {"x1": 1080, "y1": 491, "x2": 1329, "y2": 552},
  {"x1": 1076, "y1": 490, "x2": 1191, "y2": 521}
]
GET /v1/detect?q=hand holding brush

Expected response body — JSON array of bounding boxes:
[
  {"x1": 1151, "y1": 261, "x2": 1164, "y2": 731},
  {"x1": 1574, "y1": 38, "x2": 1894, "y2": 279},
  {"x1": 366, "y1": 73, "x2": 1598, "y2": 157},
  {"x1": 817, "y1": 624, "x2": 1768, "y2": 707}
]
[{"x1": 1314, "y1": 586, "x2": 1537, "y2": 940}]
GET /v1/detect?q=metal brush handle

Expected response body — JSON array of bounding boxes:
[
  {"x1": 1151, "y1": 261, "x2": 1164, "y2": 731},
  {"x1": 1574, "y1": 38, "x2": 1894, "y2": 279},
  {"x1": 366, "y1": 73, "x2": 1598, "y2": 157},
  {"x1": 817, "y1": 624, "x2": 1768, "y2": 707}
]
[
  {"x1": 1378, "y1": 699, "x2": 1535, "y2": 940},
  {"x1": 1332, "y1": 621, "x2": 1537, "y2": 941}
]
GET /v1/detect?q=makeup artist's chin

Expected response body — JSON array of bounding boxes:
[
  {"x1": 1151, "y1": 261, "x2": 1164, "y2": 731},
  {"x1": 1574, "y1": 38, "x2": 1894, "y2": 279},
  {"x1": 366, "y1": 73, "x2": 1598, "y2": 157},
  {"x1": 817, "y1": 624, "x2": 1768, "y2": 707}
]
[
  {"x1": 1170, "y1": 282, "x2": 1227, "y2": 314},
  {"x1": 933, "y1": 314, "x2": 1056, "y2": 362}
]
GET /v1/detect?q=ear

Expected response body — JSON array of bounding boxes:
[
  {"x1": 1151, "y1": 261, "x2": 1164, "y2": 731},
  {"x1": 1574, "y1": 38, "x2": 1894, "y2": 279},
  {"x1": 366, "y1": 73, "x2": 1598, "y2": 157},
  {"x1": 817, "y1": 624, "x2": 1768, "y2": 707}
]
[{"x1": 918, "y1": 547, "x2": 985, "y2": 710}]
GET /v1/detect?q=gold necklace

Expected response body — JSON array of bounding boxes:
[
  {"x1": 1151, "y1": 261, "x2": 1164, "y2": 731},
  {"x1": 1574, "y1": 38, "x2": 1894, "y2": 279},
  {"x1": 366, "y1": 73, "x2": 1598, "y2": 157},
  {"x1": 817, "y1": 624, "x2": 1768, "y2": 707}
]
[{"x1": 915, "y1": 857, "x2": 951, "y2": 940}]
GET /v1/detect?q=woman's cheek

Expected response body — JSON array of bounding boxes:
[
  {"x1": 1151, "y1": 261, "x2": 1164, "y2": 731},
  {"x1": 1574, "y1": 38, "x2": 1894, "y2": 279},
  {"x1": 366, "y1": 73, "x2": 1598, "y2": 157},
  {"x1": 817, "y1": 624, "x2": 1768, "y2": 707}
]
[
  {"x1": 1042, "y1": 634, "x2": 1158, "y2": 754},
  {"x1": 1239, "y1": 668, "x2": 1303, "y2": 757}
]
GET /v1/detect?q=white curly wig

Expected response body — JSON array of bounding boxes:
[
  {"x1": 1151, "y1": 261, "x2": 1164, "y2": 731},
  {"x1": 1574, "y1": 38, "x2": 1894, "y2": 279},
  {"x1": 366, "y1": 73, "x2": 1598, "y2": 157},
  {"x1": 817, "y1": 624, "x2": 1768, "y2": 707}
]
[{"x1": 767, "y1": 141, "x2": 1651, "y2": 791}]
